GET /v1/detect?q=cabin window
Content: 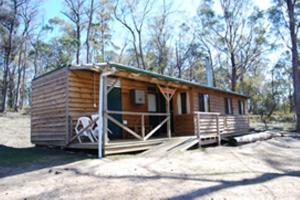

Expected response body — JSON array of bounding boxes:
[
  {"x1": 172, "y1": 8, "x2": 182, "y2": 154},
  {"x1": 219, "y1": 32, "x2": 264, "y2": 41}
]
[
  {"x1": 198, "y1": 93, "x2": 209, "y2": 112},
  {"x1": 224, "y1": 97, "x2": 233, "y2": 115},
  {"x1": 238, "y1": 100, "x2": 245, "y2": 115},
  {"x1": 177, "y1": 92, "x2": 190, "y2": 114}
]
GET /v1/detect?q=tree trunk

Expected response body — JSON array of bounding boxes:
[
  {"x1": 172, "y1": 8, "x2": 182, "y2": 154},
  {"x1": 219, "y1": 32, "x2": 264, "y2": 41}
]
[
  {"x1": 14, "y1": 47, "x2": 23, "y2": 111},
  {"x1": 85, "y1": 0, "x2": 94, "y2": 63},
  {"x1": 1, "y1": 26, "x2": 14, "y2": 112},
  {"x1": 101, "y1": 28, "x2": 105, "y2": 62},
  {"x1": 286, "y1": 0, "x2": 300, "y2": 130},
  {"x1": 138, "y1": 31, "x2": 146, "y2": 70},
  {"x1": 230, "y1": 51, "x2": 237, "y2": 91},
  {"x1": 76, "y1": 22, "x2": 81, "y2": 64},
  {"x1": 1, "y1": 66, "x2": 9, "y2": 112},
  {"x1": 19, "y1": 59, "x2": 26, "y2": 110},
  {"x1": 7, "y1": 69, "x2": 16, "y2": 109}
]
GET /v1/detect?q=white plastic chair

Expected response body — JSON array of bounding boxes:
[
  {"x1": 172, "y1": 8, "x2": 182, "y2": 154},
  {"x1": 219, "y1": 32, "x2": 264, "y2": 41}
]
[
  {"x1": 91, "y1": 115, "x2": 99, "y2": 140},
  {"x1": 91, "y1": 114, "x2": 112, "y2": 140},
  {"x1": 75, "y1": 117, "x2": 95, "y2": 143}
]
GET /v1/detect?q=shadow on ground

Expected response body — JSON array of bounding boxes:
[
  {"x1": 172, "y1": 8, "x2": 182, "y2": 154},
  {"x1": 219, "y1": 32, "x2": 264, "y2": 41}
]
[
  {"x1": 0, "y1": 145, "x2": 90, "y2": 178},
  {"x1": 35, "y1": 166, "x2": 300, "y2": 200}
]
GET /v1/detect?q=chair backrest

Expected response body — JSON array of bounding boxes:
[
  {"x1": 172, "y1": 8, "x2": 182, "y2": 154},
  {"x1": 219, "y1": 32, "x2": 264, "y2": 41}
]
[
  {"x1": 78, "y1": 117, "x2": 92, "y2": 128},
  {"x1": 91, "y1": 114, "x2": 99, "y2": 126}
]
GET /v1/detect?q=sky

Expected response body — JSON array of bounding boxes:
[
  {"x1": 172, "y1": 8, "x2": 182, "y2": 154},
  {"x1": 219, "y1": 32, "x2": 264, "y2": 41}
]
[{"x1": 41, "y1": 0, "x2": 272, "y2": 20}]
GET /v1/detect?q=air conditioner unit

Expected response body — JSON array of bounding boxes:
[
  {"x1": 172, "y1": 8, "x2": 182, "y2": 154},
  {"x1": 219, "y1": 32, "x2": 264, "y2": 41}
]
[{"x1": 131, "y1": 89, "x2": 145, "y2": 104}]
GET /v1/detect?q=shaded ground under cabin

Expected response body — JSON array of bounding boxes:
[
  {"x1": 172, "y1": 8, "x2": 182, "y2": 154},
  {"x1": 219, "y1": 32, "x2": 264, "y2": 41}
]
[{"x1": 31, "y1": 62, "x2": 249, "y2": 157}]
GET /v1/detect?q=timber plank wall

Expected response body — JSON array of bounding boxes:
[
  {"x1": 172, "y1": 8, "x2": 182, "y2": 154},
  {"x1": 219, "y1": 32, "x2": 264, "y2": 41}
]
[
  {"x1": 31, "y1": 67, "x2": 68, "y2": 146},
  {"x1": 67, "y1": 70, "x2": 99, "y2": 140},
  {"x1": 192, "y1": 87, "x2": 249, "y2": 135}
]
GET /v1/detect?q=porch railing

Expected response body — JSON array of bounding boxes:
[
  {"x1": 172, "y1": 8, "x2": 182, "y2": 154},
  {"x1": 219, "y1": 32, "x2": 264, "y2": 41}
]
[
  {"x1": 194, "y1": 112, "x2": 250, "y2": 146},
  {"x1": 194, "y1": 112, "x2": 222, "y2": 146},
  {"x1": 106, "y1": 110, "x2": 170, "y2": 141}
]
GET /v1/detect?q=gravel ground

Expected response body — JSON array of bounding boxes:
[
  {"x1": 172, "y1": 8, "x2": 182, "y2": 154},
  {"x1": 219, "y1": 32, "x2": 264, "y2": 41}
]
[{"x1": 0, "y1": 113, "x2": 300, "y2": 200}]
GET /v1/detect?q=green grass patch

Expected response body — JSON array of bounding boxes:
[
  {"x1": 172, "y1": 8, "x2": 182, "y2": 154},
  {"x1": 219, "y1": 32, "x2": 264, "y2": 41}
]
[{"x1": 0, "y1": 145, "x2": 87, "y2": 167}]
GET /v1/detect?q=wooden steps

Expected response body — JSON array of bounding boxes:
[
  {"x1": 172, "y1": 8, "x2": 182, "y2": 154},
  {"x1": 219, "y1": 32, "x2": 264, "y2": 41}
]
[
  {"x1": 140, "y1": 137, "x2": 196, "y2": 156},
  {"x1": 105, "y1": 139, "x2": 166, "y2": 155},
  {"x1": 168, "y1": 137, "x2": 199, "y2": 152}
]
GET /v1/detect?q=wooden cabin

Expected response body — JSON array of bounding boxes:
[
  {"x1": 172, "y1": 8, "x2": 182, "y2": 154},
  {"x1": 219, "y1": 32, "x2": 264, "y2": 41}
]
[{"x1": 31, "y1": 62, "x2": 249, "y2": 156}]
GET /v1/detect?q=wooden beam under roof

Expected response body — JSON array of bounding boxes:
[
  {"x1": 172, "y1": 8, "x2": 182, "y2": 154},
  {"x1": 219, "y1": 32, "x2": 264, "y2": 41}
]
[{"x1": 114, "y1": 71, "x2": 189, "y2": 89}]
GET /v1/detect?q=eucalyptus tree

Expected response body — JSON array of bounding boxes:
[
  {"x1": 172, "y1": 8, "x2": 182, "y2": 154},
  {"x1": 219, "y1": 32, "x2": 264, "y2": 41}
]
[
  {"x1": 62, "y1": 0, "x2": 86, "y2": 64},
  {"x1": 85, "y1": 0, "x2": 95, "y2": 63},
  {"x1": 196, "y1": 0, "x2": 269, "y2": 92},
  {"x1": 148, "y1": 0, "x2": 173, "y2": 74},
  {"x1": 0, "y1": 0, "x2": 21, "y2": 112},
  {"x1": 0, "y1": 0, "x2": 38, "y2": 112},
  {"x1": 93, "y1": 0, "x2": 114, "y2": 62},
  {"x1": 114, "y1": 0, "x2": 153, "y2": 69},
  {"x1": 269, "y1": 0, "x2": 300, "y2": 130}
]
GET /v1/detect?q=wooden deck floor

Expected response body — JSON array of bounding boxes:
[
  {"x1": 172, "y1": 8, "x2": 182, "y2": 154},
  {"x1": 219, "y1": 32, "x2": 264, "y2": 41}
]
[
  {"x1": 67, "y1": 134, "x2": 234, "y2": 155},
  {"x1": 68, "y1": 136, "x2": 199, "y2": 155}
]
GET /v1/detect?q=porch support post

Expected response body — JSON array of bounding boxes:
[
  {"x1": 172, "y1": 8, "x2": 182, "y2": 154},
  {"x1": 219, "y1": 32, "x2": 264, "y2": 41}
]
[
  {"x1": 166, "y1": 100, "x2": 171, "y2": 138},
  {"x1": 98, "y1": 68, "x2": 116, "y2": 159},
  {"x1": 98, "y1": 74, "x2": 105, "y2": 158},
  {"x1": 157, "y1": 84, "x2": 176, "y2": 139},
  {"x1": 103, "y1": 76, "x2": 108, "y2": 148}
]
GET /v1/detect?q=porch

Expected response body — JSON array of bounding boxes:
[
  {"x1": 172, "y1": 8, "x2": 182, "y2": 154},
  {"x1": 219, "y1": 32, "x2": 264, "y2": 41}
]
[
  {"x1": 67, "y1": 110, "x2": 249, "y2": 155},
  {"x1": 65, "y1": 65, "x2": 249, "y2": 157}
]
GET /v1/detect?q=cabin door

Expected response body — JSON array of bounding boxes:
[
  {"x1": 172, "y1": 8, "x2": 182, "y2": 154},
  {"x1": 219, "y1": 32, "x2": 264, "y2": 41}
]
[
  {"x1": 107, "y1": 88, "x2": 123, "y2": 139},
  {"x1": 148, "y1": 93, "x2": 168, "y2": 137}
]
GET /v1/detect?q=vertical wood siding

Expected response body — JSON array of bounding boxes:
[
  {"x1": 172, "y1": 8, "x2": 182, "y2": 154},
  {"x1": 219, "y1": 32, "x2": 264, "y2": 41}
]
[{"x1": 31, "y1": 68, "x2": 68, "y2": 146}]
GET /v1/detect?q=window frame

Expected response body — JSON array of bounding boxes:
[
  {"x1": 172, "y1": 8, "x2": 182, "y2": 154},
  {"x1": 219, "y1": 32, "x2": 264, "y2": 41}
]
[
  {"x1": 177, "y1": 92, "x2": 190, "y2": 115},
  {"x1": 198, "y1": 93, "x2": 210, "y2": 112},
  {"x1": 224, "y1": 97, "x2": 233, "y2": 115},
  {"x1": 238, "y1": 100, "x2": 245, "y2": 115}
]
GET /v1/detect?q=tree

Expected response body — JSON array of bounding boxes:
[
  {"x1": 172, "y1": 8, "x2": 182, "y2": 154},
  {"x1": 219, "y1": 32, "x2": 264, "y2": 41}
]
[
  {"x1": 0, "y1": 0, "x2": 20, "y2": 112},
  {"x1": 114, "y1": 0, "x2": 153, "y2": 69},
  {"x1": 0, "y1": 0, "x2": 38, "y2": 112},
  {"x1": 148, "y1": 0, "x2": 173, "y2": 74},
  {"x1": 93, "y1": 0, "x2": 114, "y2": 62},
  {"x1": 196, "y1": 0, "x2": 268, "y2": 92},
  {"x1": 269, "y1": 0, "x2": 300, "y2": 130},
  {"x1": 62, "y1": 0, "x2": 85, "y2": 64},
  {"x1": 173, "y1": 23, "x2": 195, "y2": 78},
  {"x1": 85, "y1": 0, "x2": 95, "y2": 63}
]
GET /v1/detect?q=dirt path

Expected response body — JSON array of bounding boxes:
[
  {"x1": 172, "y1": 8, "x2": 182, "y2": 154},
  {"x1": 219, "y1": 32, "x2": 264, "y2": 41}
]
[{"x1": 0, "y1": 114, "x2": 300, "y2": 199}]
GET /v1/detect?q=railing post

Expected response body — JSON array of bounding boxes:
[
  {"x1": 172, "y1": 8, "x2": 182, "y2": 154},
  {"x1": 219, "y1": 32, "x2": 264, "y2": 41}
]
[
  {"x1": 216, "y1": 115, "x2": 221, "y2": 146},
  {"x1": 197, "y1": 112, "x2": 201, "y2": 148},
  {"x1": 141, "y1": 114, "x2": 145, "y2": 140}
]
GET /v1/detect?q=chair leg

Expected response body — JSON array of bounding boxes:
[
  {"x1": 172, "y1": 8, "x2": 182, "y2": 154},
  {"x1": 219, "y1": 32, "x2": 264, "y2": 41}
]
[
  {"x1": 78, "y1": 135, "x2": 82, "y2": 143},
  {"x1": 88, "y1": 134, "x2": 95, "y2": 143},
  {"x1": 92, "y1": 132, "x2": 98, "y2": 142}
]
